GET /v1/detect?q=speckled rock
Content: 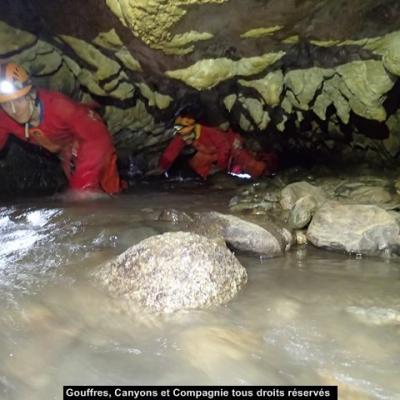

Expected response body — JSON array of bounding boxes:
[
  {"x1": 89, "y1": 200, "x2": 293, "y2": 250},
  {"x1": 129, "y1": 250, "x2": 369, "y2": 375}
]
[
  {"x1": 157, "y1": 208, "x2": 193, "y2": 225},
  {"x1": 95, "y1": 231, "x2": 247, "y2": 314}
]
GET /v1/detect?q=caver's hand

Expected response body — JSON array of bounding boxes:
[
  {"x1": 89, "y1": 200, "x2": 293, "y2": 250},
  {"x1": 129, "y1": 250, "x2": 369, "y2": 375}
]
[
  {"x1": 232, "y1": 138, "x2": 242, "y2": 150},
  {"x1": 145, "y1": 167, "x2": 165, "y2": 176},
  {"x1": 53, "y1": 189, "x2": 111, "y2": 201}
]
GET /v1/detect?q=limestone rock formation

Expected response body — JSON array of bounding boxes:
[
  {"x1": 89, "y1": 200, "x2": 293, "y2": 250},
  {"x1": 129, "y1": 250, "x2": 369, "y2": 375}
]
[
  {"x1": 105, "y1": 0, "x2": 226, "y2": 52},
  {"x1": 95, "y1": 231, "x2": 247, "y2": 314},
  {"x1": 165, "y1": 52, "x2": 285, "y2": 90},
  {"x1": 239, "y1": 70, "x2": 284, "y2": 107},
  {"x1": 2, "y1": 1, "x2": 400, "y2": 191},
  {"x1": 0, "y1": 20, "x2": 36, "y2": 54}
]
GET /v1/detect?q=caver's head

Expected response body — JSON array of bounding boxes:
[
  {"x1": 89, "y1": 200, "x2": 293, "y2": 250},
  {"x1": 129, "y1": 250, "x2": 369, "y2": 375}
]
[
  {"x1": 0, "y1": 62, "x2": 35, "y2": 124},
  {"x1": 173, "y1": 115, "x2": 197, "y2": 138},
  {"x1": 175, "y1": 115, "x2": 196, "y2": 127}
]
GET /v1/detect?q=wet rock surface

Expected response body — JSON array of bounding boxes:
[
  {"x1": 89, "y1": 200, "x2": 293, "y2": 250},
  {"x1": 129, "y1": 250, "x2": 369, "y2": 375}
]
[
  {"x1": 288, "y1": 195, "x2": 319, "y2": 229},
  {"x1": 95, "y1": 231, "x2": 247, "y2": 314},
  {"x1": 334, "y1": 180, "x2": 393, "y2": 204},
  {"x1": 194, "y1": 211, "x2": 291, "y2": 257},
  {"x1": 307, "y1": 203, "x2": 400, "y2": 255},
  {"x1": 227, "y1": 166, "x2": 400, "y2": 257},
  {"x1": 280, "y1": 181, "x2": 327, "y2": 211},
  {"x1": 135, "y1": 204, "x2": 293, "y2": 258}
]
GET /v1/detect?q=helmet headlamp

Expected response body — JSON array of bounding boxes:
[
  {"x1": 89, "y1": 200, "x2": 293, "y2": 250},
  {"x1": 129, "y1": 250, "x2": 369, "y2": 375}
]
[
  {"x1": 0, "y1": 80, "x2": 15, "y2": 95},
  {"x1": 173, "y1": 124, "x2": 184, "y2": 135},
  {"x1": 0, "y1": 63, "x2": 32, "y2": 103}
]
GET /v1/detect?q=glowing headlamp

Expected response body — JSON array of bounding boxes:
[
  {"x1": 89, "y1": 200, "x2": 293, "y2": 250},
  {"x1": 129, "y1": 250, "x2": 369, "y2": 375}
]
[
  {"x1": 0, "y1": 80, "x2": 15, "y2": 94},
  {"x1": 228, "y1": 171, "x2": 252, "y2": 179},
  {"x1": 173, "y1": 124, "x2": 184, "y2": 134}
]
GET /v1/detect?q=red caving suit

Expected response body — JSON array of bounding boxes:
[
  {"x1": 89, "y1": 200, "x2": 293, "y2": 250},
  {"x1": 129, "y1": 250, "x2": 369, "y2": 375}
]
[
  {"x1": 159, "y1": 124, "x2": 271, "y2": 179},
  {"x1": 0, "y1": 89, "x2": 123, "y2": 194}
]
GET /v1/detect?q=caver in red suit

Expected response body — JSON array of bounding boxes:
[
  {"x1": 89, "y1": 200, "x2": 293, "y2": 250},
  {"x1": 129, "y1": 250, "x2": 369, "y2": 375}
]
[
  {"x1": 0, "y1": 89, "x2": 123, "y2": 194},
  {"x1": 159, "y1": 117, "x2": 276, "y2": 179}
]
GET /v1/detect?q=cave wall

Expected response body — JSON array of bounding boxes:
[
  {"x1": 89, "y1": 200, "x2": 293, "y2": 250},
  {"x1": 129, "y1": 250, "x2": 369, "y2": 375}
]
[{"x1": 1, "y1": 0, "x2": 400, "y2": 175}]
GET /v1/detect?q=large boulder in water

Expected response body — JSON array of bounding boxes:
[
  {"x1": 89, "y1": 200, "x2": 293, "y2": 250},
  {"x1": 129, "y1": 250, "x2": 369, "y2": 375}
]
[
  {"x1": 307, "y1": 203, "x2": 400, "y2": 255},
  {"x1": 194, "y1": 211, "x2": 292, "y2": 257},
  {"x1": 95, "y1": 231, "x2": 247, "y2": 313}
]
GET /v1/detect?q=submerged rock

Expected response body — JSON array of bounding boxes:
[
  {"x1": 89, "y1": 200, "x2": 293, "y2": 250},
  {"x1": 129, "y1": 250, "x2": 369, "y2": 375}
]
[
  {"x1": 346, "y1": 306, "x2": 400, "y2": 326},
  {"x1": 157, "y1": 208, "x2": 193, "y2": 225},
  {"x1": 318, "y1": 369, "x2": 379, "y2": 400},
  {"x1": 95, "y1": 231, "x2": 247, "y2": 314},
  {"x1": 179, "y1": 325, "x2": 263, "y2": 380},
  {"x1": 307, "y1": 203, "x2": 400, "y2": 255}
]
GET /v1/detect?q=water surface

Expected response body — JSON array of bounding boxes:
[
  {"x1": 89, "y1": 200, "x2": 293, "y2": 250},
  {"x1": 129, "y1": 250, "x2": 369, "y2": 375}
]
[{"x1": 0, "y1": 187, "x2": 399, "y2": 400}]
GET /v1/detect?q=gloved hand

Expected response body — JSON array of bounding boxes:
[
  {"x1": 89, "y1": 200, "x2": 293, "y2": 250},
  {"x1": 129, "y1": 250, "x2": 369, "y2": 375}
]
[
  {"x1": 145, "y1": 167, "x2": 165, "y2": 176},
  {"x1": 232, "y1": 138, "x2": 242, "y2": 150}
]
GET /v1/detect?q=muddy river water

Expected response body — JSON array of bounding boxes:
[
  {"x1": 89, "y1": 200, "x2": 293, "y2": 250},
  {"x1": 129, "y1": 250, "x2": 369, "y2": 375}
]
[{"x1": 0, "y1": 186, "x2": 399, "y2": 400}]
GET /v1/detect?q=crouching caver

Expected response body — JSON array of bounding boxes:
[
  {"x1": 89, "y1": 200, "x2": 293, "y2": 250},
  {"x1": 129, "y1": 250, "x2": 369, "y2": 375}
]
[
  {"x1": 0, "y1": 62, "x2": 124, "y2": 196},
  {"x1": 153, "y1": 115, "x2": 278, "y2": 179}
]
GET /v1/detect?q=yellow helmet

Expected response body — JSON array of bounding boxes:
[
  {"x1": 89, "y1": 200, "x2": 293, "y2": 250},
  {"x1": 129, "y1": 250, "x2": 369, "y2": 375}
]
[{"x1": 0, "y1": 63, "x2": 32, "y2": 103}]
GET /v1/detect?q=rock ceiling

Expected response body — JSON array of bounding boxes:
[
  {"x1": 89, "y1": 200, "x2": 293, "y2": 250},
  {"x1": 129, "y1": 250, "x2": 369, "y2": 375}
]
[{"x1": 1, "y1": 0, "x2": 400, "y2": 166}]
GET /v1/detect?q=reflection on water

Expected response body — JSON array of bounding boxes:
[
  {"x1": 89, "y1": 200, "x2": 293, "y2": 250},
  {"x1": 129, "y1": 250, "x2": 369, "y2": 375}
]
[{"x1": 0, "y1": 188, "x2": 399, "y2": 400}]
